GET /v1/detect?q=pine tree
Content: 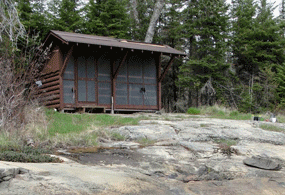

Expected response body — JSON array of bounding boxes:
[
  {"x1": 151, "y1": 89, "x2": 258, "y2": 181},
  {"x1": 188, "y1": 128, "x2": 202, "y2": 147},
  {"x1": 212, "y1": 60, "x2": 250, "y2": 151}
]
[
  {"x1": 231, "y1": 0, "x2": 285, "y2": 111},
  {"x1": 178, "y1": 0, "x2": 230, "y2": 107},
  {"x1": 276, "y1": 63, "x2": 285, "y2": 107},
  {"x1": 16, "y1": 0, "x2": 50, "y2": 40},
  {"x1": 84, "y1": 0, "x2": 130, "y2": 39},
  {"x1": 50, "y1": 0, "x2": 82, "y2": 32},
  {"x1": 158, "y1": 0, "x2": 185, "y2": 111},
  {"x1": 16, "y1": 0, "x2": 32, "y2": 29}
]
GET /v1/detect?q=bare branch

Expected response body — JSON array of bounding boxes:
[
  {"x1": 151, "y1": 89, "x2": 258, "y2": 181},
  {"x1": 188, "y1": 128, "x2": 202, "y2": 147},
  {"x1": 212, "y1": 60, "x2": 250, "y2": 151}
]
[
  {"x1": 0, "y1": 35, "x2": 51, "y2": 132},
  {"x1": 0, "y1": 0, "x2": 26, "y2": 44}
]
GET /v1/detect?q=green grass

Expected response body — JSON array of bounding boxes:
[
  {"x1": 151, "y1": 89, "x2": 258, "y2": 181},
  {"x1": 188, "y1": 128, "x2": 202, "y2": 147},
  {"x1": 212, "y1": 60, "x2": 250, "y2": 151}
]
[
  {"x1": 187, "y1": 107, "x2": 201, "y2": 115},
  {"x1": 46, "y1": 110, "x2": 141, "y2": 136},
  {"x1": 259, "y1": 124, "x2": 285, "y2": 133},
  {"x1": 214, "y1": 138, "x2": 239, "y2": 156},
  {"x1": 198, "y1": 106, "x2": 252, "y2": 120}
]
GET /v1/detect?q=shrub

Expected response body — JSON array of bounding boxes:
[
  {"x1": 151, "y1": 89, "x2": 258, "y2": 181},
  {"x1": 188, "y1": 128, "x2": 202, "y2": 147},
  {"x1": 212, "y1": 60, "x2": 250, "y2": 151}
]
[
  {"x1": 187, "y1": 107, "x2": 201, "y2": 115},
  {"x1": 0, "y1": 146, "x2": 61, "y2": 163}
]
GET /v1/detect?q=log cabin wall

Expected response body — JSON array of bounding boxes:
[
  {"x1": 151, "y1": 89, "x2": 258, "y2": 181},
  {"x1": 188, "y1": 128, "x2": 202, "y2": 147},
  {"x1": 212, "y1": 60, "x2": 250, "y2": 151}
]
[{"x1": 39, "y1": 46, "x2": 62, "y2": 109}]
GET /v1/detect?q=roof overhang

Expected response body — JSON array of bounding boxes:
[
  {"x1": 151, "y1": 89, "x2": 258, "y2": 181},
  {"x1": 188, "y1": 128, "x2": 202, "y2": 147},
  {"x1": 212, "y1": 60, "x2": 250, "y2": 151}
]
[{"x1": 43, "y1": 30, "x2": 186, "y2": 57}]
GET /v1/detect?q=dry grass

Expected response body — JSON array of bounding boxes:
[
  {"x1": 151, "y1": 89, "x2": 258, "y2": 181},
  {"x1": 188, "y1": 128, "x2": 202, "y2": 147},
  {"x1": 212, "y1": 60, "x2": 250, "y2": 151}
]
[
  {"x1": 259, "y1": 124, "x2": 285, "y2": 133},
  {"x1": 14, "y1": 107, "x2": 130, "y2": 149}
]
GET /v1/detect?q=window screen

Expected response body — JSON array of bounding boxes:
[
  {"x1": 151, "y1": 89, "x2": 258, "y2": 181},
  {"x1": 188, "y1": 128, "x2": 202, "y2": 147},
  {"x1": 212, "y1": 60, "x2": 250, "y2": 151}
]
[
  {"x1": 63, "y1": 56, "x2": 74, "y2": 79},
  {"x1": 63, "y1": 80, "x2": 74, "y2": 103}
]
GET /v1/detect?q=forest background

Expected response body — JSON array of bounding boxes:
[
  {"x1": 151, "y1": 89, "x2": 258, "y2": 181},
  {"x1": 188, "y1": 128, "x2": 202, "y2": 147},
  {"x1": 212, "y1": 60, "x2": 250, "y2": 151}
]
[{"x1": 11, "y1": 0, "x2": 285, "y2": 113}]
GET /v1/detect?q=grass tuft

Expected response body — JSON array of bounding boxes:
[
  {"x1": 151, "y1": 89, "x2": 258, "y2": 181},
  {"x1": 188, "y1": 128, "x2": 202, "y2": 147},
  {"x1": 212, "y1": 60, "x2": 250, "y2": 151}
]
[
  {"x1": 214, "y1": 139, "x2": 239, "y2": 157},
  {"x1": 187, "y1": 107, "x2": 201, "y2": 115},
  {"x1": 259, "y1": 124, "x2": 285, "y2": 133},
  {"x1": 200, "y1": 105, "x2": 252, "y2": 120},
  {"x1": 136, "y1": 138, "x2": 156, "y2": 146}
]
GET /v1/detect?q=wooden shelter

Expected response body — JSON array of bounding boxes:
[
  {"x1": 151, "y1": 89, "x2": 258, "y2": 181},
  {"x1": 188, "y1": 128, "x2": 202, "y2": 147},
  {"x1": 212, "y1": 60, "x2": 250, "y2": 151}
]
[{"x1": 39, "y1": 30, "x2": 185, "y2": 112}]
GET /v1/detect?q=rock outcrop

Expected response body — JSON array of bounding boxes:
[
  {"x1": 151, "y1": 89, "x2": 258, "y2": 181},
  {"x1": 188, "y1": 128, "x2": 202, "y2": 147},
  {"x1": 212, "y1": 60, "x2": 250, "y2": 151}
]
[{"x1": 1, "y1": 114, "x2": 285, "y2": 194}]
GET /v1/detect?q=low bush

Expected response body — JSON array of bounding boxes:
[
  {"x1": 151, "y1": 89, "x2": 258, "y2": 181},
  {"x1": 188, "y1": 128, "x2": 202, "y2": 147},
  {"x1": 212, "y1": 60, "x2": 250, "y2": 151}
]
[{"x1": 0, "y1": 146, "x2": 61, "y2": 163}]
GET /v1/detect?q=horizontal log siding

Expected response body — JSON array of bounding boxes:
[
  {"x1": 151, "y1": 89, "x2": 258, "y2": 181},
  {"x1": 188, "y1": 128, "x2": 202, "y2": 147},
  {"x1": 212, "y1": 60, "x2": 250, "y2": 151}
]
[{"x1": 39, "y1": 71, "x2": 61, "y2": 109}]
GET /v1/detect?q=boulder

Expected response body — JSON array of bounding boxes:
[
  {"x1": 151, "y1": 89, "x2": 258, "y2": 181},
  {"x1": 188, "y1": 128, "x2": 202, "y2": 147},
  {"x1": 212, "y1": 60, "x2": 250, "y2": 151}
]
[{"x1": 243, "y1": 155, "x2": 282, "y2": 170}]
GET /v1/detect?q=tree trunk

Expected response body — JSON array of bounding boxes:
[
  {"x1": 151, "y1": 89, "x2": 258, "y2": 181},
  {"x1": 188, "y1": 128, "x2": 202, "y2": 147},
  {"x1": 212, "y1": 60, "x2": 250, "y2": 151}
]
[
  {"x1": 144, "y1": 0, "x2": 164, "y2": 43},
  {"x1": 130, "y1": 0, "x2": 140, "y2": 26}
]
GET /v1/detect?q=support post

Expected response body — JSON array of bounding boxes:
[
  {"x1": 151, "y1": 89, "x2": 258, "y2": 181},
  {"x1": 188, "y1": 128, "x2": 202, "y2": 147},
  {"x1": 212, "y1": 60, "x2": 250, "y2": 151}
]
[
  {"x1": 158, "y1": 55, "x2": 176, "y2": 82},
  {"x1": 113, "y1": 51, "x2": 128, "y2": 79},
  {"x1": 157, "y1": 53, "x2": 162, "y2": 110},
  {"x1": 60, "y1": 45, "x2": 74, "y2": 76},
  {"x1": 111, "y1": 59, "x2": 115, "y2": 113}
]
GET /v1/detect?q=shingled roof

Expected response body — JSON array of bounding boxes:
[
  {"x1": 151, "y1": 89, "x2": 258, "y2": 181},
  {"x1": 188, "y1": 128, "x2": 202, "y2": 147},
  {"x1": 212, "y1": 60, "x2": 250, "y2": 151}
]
[{"x1": 45, "y1": 30, "x2": 186, "y2": 56}]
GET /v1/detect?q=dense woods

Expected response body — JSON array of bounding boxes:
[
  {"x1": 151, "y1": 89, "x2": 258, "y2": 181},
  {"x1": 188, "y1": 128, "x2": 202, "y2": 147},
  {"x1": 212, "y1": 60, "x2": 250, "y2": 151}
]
[{"x1": 3, "y1": 0, "x2": 285, "y2": 113}]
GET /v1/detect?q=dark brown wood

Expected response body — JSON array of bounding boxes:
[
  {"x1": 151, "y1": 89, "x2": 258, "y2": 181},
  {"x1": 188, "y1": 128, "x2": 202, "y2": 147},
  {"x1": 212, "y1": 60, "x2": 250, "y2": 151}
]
[
  {"x1": 40, "y1": 94, "x2": 60, "y2": 101},
  {"x1": 59, "y1": 76, "x2": 64, "y2": 110},
  {"x1": 115, "y1": 105, "x2": 158, "y2": 110},
  {"x1": 113, "y1": 51, "x2": 128, "y2": 79},
  {"x1": 111, "y1": 59, "x2": 116, "y2": 110},
  {"x1": 42, "y1": 75, "x2": 60, "y2": 84},
  {"x1": 43, "y1": 32, "x2": 68, "y2": 46},
  {"x1": 157, "y1": 53, "x2": 162, "y2": 110},
  {"x1": 41, "y1": 80, "x2": 60, "y2": 89},
  {"x1": 42, "y1": 47, "x2": 62, "y2": 74},
  {"x1": 40, "y1": 85, "x2": 60, "y2": 93},
  {"x1": 40, "y1": 89, "x2": 60, "y2": 96},
  {"x1": 95, "y1": 56, "x2": 99, "y2": 105},
  {"x1": 41, "y1": 71, "x2": 59, "y2": 79},
  {"x1": 158, "y1": 55, "x2": 176, "y2": 82},
  {"x1": 74, "y1": 55, "x2": 78, "y2": 106},
  {"x1": 60, "y1": 45, "x2": 74, "y2": 76},
  {"x1": 46, "y1": 99, "x2": 60, "y2": 106},
  {"x1": 40, "y1": 32, "x2": 185, "y2": 112},
  {"x1": 46, "y1": 104, "x2": 60, "y2": 108}
]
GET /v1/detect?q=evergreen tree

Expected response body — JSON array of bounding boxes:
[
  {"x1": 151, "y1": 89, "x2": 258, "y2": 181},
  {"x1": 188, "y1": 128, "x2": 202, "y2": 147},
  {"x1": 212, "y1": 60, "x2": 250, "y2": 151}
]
[
  {"x1": 84, "y1": 0, "x2": 130, "y2": 38},
  {"x1": 50, "y1": 0, "x2": 82, "y2": 32},
  {"x1": 276, "y1": 63, "x2": 285, "y2": 107},
  {"x1": 16, "y1": 0, "x2": 50, "y2": 40},
  {"x1": 178, "y1": 0, "x2": 230, "y2": 107},
  {"x1": 16, "y1": 0, "x2": 32, "y2": 29},
  {"x1": 231, "y1": 0, "x2": 285, "y2": 111},
  {"x1": 159, "y1": 0, "x2": 185, "y2": 111}
]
